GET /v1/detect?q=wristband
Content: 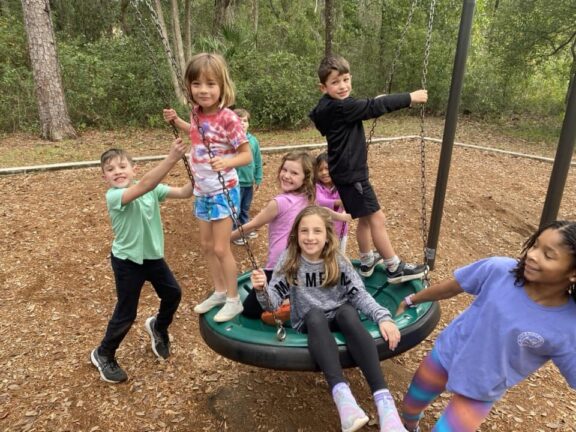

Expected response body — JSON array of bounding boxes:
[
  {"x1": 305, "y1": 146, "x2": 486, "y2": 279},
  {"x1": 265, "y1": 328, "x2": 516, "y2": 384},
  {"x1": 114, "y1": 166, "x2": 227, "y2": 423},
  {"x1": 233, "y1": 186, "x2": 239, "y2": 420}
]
[{"x1": 404, "y1": 294, "x2": 417, "y2": 308}]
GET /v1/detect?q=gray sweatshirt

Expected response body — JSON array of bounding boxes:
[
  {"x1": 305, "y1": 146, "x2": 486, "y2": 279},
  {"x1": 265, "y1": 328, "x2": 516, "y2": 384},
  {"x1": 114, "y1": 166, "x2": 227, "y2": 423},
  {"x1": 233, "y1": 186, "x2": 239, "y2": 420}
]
[{"x1": 256, "y1": 253, "x2": 393, "y2": 332}]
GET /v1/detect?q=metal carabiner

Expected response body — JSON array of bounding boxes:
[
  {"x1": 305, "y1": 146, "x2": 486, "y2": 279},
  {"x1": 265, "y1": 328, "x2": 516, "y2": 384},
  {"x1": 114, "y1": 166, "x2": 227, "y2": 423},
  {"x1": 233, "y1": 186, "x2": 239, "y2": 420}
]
[{"x1": 275, "y1": 321, "x2": 287, "y2": 341}]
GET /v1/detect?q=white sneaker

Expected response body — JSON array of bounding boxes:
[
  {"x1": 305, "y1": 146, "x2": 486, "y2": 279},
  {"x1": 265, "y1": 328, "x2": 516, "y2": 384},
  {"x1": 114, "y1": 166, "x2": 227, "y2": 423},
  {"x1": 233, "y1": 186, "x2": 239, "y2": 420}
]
[
  {"x1": 213, "y1": 298, "x2": 243, "y2": 322},
  {"x1": 193, "y1": 292, "x2": 226, "y2": 314}
]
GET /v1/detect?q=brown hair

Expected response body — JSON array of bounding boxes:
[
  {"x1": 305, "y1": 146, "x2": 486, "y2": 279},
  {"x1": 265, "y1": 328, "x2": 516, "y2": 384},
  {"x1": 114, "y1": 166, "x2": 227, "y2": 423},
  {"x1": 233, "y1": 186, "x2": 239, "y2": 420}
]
[
  {"x1": 281, "y1": 206, "x2": 343, "y2": 287},
  {"x1": 317, "y1": 55, "x2": 350, "y2": 84},
  {"x1": 234, "y1": 108, "x2": 250, "y2": 119},
  {"x1": 100, "y1": 148, "x2": 133, "y2": 170},
  {"x1": 185, "y1": 53, "x2": 236, "y2": 108},
  {"x1": 277, "y1": 152, "x2": 316, "y2": 203}
]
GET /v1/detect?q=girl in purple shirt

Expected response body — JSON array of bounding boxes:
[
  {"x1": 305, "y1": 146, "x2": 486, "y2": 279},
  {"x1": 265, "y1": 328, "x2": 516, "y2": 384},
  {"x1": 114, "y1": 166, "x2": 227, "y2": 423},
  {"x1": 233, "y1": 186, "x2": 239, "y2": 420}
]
[
  {"x1": 314, "y1": 152, "x2": 350, "y2": 254},
  {"x1": 397, "y1": 220, "x2": 576, "y2": 431}
]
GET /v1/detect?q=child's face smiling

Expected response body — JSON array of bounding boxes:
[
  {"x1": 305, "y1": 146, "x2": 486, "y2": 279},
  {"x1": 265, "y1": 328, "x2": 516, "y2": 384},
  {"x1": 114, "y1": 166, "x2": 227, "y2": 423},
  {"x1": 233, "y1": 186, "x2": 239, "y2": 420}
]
[
  {"x1": 102, "y1": 157, "x2": 136, "y2": 188},
  {"x1": 524, "y1": 228, "x2": 576, "y2": 291},
  {"x1": 298, "y1": 214, "x2": 327, "y2": 261},
  {"x1": 316, "y1": 161, "x2": 333, "y2": 187},
  {"x1": 190, "y1": 72, "x2": 221, "y2": 114},
  {"x1": 321, "y1": 70, "x2": 352, "y2": 100},
  {"x1": 279, "y1": 159, "x2": 305, "y2": 193}
]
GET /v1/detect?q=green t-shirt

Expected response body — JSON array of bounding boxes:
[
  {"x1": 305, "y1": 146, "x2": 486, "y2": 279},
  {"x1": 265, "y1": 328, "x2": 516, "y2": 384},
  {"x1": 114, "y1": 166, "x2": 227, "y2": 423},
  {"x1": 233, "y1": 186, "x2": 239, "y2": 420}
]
[{"x1": 106, "y1": 183, "x2": 170, "y2": 264}]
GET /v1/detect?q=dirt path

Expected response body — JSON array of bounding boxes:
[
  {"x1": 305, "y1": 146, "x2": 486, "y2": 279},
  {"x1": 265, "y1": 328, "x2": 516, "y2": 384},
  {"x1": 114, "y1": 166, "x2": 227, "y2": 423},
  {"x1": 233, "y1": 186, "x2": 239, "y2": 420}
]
[{"x1": 1, "y1": 126, "x2": 575, "y2": 431}]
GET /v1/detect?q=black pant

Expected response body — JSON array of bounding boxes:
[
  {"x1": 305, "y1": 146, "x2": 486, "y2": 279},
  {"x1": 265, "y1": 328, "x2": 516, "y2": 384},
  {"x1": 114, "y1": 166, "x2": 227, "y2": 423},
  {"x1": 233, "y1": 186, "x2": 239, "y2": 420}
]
[
  {"x1": 98, "y1": 254, "x2": 182, "y2": 358},
  {"x1": 302, "y1": 304, "x2": 387, "y2": 393},
  {"x1": 241, "y1": 269, "x2": 273, "y2": 319}
]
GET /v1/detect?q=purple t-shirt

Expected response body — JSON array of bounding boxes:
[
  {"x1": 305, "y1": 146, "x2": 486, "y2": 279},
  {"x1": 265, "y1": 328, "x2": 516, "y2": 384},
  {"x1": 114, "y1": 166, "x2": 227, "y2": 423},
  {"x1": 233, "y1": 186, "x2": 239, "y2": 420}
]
[
  {"x1": 315, "y1": 183, "x2": 349, "y2": 237},
  {"x1": 265, "y1": 193, "x2": 309, "y2": 270},
  {"x1": 435, "y1": 257, "x2": 576, "y2": 401}
]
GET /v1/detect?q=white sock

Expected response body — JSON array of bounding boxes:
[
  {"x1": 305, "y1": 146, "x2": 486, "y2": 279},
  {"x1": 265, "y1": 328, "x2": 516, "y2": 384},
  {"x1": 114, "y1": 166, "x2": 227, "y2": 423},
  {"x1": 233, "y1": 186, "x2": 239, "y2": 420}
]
[
  {"x1": 383, "y1": 256, "x2": 401, "y2": 272},
  {"x1": 360, "y1": 251, "x2": 375, "y2": 266}
]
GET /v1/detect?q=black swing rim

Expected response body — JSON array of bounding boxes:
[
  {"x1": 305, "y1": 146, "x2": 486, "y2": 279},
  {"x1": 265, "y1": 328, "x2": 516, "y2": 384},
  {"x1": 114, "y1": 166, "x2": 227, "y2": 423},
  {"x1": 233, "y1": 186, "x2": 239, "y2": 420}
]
[{"x1": 199, "y1": 300, "x2": 440, "y2": 371}]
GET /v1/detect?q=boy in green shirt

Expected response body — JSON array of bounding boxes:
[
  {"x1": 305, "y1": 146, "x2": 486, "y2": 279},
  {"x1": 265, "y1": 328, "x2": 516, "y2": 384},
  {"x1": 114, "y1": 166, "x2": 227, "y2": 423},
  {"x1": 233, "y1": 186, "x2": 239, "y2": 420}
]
[
  {"x1": 232, "y1": 108, "x2": 263, "y2": 245},
  {"x1": 91, "y1": 138, "x2": 193, "y2": 383}
]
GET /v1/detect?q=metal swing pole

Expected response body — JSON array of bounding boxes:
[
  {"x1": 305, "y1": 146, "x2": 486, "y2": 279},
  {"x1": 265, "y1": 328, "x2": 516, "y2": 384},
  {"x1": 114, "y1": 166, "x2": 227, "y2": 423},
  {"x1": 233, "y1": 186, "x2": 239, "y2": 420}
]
[
  {"x1": 539, "y1": 72, "x2": 576, "y2": 227},
  {"x1": 425, "y1": 0, "x2": 476, "y2": 271}
]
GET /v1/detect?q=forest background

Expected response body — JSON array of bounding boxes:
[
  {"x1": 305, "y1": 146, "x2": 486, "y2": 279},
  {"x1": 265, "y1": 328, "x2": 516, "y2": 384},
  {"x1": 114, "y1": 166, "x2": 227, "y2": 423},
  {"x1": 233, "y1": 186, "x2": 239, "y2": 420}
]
[{"x1": 1, "y1": 0, "x2": 575, "y2": 143}]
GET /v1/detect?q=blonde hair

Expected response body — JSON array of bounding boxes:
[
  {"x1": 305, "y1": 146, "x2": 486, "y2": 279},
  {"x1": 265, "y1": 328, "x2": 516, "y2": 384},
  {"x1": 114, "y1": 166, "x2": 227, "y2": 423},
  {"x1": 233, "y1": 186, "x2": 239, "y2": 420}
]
[
  {"x1": 281, "y1": 206, "x2": 342, "y2": 287},
  {"x1": 185, "y1": 53, "x2": 236, "y2": 108},
  {"x1": 277, "y1": 152, "x2": 315, "y2": 203}
]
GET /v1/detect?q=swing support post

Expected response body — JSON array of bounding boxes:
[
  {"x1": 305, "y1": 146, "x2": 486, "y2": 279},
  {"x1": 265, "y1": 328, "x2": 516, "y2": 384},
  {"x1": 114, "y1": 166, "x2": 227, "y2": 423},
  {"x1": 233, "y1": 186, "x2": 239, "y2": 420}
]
[
  {"x1": 539, "y1": 73, "x2": 576, "y2": 228},
  {"x1": 426, "y1": 0, "x2": 476, "y2": 271}
]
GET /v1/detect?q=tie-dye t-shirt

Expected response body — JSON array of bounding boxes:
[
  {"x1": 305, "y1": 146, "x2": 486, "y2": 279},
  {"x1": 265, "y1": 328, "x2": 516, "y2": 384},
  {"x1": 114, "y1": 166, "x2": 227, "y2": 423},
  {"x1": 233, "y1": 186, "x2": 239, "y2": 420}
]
[{"x1": 188, "y1": 106, "x2": 247, "y2": 196}]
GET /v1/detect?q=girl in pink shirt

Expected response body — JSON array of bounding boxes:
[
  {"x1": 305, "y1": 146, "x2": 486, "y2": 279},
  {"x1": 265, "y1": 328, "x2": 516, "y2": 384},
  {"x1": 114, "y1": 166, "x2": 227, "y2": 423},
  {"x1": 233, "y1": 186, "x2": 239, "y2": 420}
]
[{"x1": 231, "y1": 151, "x2": 315, "y2": 319}]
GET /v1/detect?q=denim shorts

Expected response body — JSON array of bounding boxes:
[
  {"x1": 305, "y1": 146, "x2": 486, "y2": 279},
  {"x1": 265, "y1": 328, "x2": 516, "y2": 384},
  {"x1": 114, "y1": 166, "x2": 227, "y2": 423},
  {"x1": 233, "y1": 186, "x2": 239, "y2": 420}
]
[{"x1": 194, "y1": 186, "x2": 240, "y2": 221}]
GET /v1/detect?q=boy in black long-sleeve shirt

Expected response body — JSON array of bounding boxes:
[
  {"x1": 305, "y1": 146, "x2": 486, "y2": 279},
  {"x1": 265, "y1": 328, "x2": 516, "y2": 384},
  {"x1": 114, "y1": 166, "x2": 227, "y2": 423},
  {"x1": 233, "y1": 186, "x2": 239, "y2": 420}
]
[{"x1": 309, "y1": 54, "x2": 428, "y2": 283}]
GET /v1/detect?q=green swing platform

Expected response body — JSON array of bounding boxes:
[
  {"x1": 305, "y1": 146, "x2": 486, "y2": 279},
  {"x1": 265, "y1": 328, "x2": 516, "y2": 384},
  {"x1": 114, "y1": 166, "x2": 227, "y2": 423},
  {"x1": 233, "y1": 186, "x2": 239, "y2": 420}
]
[{"x1": 199, "y1": 261, "x2": 440, "y2": 371}]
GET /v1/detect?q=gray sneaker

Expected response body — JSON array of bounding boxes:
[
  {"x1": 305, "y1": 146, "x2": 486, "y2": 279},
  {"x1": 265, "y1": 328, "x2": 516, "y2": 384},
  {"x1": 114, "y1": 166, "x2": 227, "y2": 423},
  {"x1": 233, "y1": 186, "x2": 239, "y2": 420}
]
[
  {"x1": 359, "y1": 252, "x2": 383, "y2": 277},
  {"x1": 144, "y1": 316, "x2": 170, "y2": 360},
  {"x1": 385, "y1": 261, "x2": 428, "y2": 284},
  {"x1": 90, "y1": 349, "x2": 128, "y2": 383}
]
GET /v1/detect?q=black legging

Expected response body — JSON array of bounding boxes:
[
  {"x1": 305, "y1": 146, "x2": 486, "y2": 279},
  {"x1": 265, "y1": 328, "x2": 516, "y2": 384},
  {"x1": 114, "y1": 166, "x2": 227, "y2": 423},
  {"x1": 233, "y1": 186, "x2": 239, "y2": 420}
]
[
  {"x1": 302, "y1": 303, "x2": 387, "y2": 393},
  {"x1": 241, "y1": 269, "x2": 274, "y2": 319}
]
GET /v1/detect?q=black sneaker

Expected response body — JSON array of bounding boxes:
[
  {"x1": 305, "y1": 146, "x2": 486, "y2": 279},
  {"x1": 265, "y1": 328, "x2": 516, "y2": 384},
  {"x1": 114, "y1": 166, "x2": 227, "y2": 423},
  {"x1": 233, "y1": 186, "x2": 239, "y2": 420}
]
[
  {"x1": 385, "y1": 261, "x2": 428, "y2": 284},
  {"x1": 90, "y1": 349, "x2": 128, "y2": 383},
  {"x1": 145, "y1": 316, "x2": 170, "y2": 360},
  {"x1": 359, "y1": 252, "x2": 383, "y2": 277}
]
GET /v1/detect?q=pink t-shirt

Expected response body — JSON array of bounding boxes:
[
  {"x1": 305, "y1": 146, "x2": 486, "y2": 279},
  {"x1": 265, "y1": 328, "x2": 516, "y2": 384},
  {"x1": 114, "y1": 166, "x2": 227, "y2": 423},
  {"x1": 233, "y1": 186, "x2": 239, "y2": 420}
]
[
  {"x1": 265, "y1": 192, "x2": 309, "y2": 270},
  {"x1": 188, "y1": 106, "x2": 247, "y2": 196},
  {"x1": 315, "y1": 183, "x2": 349, "y2": 237}
]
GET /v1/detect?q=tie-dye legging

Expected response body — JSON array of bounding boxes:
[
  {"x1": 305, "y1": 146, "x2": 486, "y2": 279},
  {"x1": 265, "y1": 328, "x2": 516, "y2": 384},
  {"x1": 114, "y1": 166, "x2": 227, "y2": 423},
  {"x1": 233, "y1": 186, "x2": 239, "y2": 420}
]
[{"x1": 401, "y1": 348, "x2": 495, "y2": 432}]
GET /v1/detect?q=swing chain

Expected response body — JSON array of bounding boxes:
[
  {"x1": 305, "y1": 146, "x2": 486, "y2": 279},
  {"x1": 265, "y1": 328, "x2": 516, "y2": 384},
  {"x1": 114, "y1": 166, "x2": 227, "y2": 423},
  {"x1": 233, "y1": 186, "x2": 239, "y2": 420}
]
[
  {"x1": 418, "y1": 0, "x2": 437, "y2": 281},
  {"x1": 131, "y1": 0, "x2": 195, "y2": 186}
]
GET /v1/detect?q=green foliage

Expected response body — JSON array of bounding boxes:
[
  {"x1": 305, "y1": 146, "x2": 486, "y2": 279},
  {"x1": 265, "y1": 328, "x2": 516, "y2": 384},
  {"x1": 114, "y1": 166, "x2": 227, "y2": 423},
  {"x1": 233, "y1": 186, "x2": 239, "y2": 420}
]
[
  {"x1": 0, "y1": 15, "x2": 38, "y2": 131},
  {"x1": 1, "y1": 0, "x2": 572, "y2": 134},
  {"x1": 58, "y1": 35, "x2": 169, "y2": 129},
  {"x1": 233, "y1": 51, "x2": 318, "y2": 129}
]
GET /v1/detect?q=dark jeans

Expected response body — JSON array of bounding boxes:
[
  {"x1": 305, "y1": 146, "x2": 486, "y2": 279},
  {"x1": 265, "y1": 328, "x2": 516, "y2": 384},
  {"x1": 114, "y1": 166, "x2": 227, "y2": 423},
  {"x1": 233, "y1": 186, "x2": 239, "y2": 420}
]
[
  {"x1": 301, "y1": 304, "x2": 387, "y2": 393},
  {"x1": 241, "y1": 269, "x2": 273, "y2": 319},
  {"x1": 234, "y1": 185, "x2": 254, "y2": 228},
  {"x1": 98, "y1": 254, "x2": 182, "y2": 358}
]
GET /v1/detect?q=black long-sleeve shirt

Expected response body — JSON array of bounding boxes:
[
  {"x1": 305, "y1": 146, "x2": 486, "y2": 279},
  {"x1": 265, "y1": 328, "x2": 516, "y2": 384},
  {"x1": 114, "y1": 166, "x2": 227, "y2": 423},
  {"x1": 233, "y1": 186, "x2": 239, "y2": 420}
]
[{"x1": 309, "y1": 93, "x2": 411, "y2": 184}]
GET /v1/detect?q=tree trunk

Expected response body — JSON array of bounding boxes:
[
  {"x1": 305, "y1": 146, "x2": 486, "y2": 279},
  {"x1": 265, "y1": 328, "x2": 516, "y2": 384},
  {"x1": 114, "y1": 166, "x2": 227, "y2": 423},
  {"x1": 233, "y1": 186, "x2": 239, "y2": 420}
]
[
  {"x1": 212, "y1": 0, "x2": 232, "y2": 36},
  {"x1": 184, "y1": 0, "x2": 192, "y2": 61},
  {"x1": 153, "y1": 0, "x2": 187, "y2": 105},
  {"x1": 170, "y1": 0, "x2": 186, "y2": 75},
  {"x1": 21, "y1": 0, "x2": 76, "y2": 141},
  {"x1": 324, "y1": 0, "x2": 334, "y2": 57},
  {"x1": 251, "y1": 0, "x2": 258, "y2": 46},
  {"x1": 119, "y1": 0, "x2": 131, "y2": 35}
]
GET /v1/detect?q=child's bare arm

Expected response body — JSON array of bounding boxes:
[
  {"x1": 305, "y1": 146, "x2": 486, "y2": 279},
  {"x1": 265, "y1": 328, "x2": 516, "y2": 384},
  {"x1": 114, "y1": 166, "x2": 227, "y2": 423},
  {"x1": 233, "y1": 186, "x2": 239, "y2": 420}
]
[
  {"x1": 166, "y1": 181, "x2": 193, "y2": 199},
  {"x1": 231, "y1": 199, "x2": 279, "y2": 240},
  {"x1": 163, "y1": 108, "x2": 191, "y2": 134},
  {"x1": 121, "y1": 138, "x2": 187, "y2": 205},
  {"x1": 209, "y1": 141, "x2": 252, "y2": 171}
]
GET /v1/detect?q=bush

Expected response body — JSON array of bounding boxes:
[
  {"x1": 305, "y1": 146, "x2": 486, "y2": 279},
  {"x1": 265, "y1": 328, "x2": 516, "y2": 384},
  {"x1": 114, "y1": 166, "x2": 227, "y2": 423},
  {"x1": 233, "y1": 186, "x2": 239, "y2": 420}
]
[{"x1": 233, "y1": 51, "x2": 318, "y2": 129}]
